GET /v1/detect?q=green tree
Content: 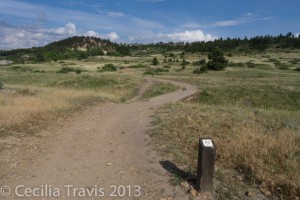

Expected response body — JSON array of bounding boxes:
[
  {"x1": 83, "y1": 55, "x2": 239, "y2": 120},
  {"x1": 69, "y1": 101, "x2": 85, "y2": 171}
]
[
  {"x1": 206, "y1": 48, "x2": 228, "y2": 70},
  {"x1": 152, "y1": 57, "x2": 159, "y2": 65}
]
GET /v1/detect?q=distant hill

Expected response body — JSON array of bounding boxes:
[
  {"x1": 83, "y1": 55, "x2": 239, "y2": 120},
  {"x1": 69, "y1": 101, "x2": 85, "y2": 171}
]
[
  {"x1": 0, "y1": 36, "x2": 131, "y2": 63},
  {"x1": 1, "y1": 33, "x2": 300, "y2": 63}
]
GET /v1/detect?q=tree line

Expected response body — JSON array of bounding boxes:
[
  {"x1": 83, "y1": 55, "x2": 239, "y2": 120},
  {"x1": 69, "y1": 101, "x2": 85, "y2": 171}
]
[{"x1": 1, "y1": 33, "x2": 299, "y2": 63}]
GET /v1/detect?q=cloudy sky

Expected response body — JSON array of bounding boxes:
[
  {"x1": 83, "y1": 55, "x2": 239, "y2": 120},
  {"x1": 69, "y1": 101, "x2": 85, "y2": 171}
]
[{"x1": 0, "y1": 0, "x2": 299, "y2": 49}]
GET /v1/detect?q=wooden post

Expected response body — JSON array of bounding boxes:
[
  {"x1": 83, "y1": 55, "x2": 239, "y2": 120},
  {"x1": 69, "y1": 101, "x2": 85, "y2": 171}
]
[{"x1": 197, "y1": 138, "x2": 216, "y2": 192}]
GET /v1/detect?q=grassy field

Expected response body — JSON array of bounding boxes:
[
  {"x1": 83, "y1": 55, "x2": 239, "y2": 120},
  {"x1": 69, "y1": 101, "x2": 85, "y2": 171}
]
[
  {"x1": 140, "y1": 82, "x2": 180, "y2": 100},
  {"x1": 149, "y1": 52, "x2": 300, "y2": 199},
  {"x1": 0, "y1": 50, "x2": 299, "y2": 199},
  {"x1": 0, "y1": 61, "x2": 143, "y2": 137}
]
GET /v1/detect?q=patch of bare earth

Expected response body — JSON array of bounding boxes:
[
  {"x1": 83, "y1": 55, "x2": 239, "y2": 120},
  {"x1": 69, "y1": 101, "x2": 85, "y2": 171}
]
[{"x1": 1, "y1": 78, "x2": 199, "y2": 200}]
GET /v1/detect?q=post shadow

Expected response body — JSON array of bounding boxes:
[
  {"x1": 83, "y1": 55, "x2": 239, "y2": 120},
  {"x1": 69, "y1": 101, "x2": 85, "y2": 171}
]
[{"x1": 159, "y1": 160, "x2": 191, "y2": 179}]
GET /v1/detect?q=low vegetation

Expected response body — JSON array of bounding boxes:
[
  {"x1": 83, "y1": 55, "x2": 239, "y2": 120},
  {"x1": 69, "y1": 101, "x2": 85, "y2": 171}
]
[
  {"x1": 140, "y1": 82, "x2": 179, "y2": 100},
  {"x1": 0, "y1": 67, "x2": 142, "y2": 137},
  {"x1": 1, "y1": 32, "x2": 300, "y2": 199},
  {"x1": 98, "y1": 64, "x2": 117, "y2": 72},
  {"x1": 57, "y1": 66, "x2": 82, "y2": 74},
  {"x1": 150, "y1": 69, "x2": 300, "y2": 199}
]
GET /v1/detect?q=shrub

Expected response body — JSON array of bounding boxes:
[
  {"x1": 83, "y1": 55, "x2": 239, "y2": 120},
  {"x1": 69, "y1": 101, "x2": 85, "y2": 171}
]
[
  {"x1": 57, "y1": 67, "x2": 82, "y2": 74},
  {"x1": 228, "y1": 62, "x2": 245, "y2": 67},
  {"x1": 193, "y1": 65, "x2": 208, "y2": 74},
  {"x1": 11, "y1": 66, "x2": 32, "y2": 72},
  {"x1": 274, "y1": 62, "x2": 289, "y2": 70},
  {"x1": 155, "y1": 68, "x2": 169, "y2": 73},
  {"x1": 206, "y1": 48, "x2": 228, "y2": 71},
  {"x1": 181, "y1": 59, "x2": 190, "y2": 66},
  {"x1": 246, "y1": 62, "x2": 256, "y2": 68},
  {"x1": 127, "y1": 64, "x2": 148, "y2": 68},
  {"x1": 144, "y1": 67, "x2": 169, "y2": 75},
  {"x1": 57, "y1": 67, "x2": 76, "y2": 73},
  {"x1": 193, "y1": 59, "x2": 206, "y2": 66},
  {"x1": 152, "y1": 57, "x2": 159, "y2": 65},
  {"x1": 169, "y1": 53, "x2": 175, "y2": 57},
  {"x1": 163, "y1": 65, "x2": 171, "y2": 68},
  {"x1": 0, "y1": 82, "x2": 3, "y2": 90},
  {"x1": 100, "y1": 64, "x2": 117, "y2": 72},
  {"x1": 294, "y1": 67, "x2": 300, "y2": 72}
]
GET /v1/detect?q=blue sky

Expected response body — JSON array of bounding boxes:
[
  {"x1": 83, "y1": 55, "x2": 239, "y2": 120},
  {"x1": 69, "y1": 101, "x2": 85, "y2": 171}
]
[{"x1": 0, "y1": 0, "x2": 299, "y2": 49}]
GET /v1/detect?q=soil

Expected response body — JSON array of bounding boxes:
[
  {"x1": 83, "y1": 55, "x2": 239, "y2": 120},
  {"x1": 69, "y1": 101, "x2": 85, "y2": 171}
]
[{"x1": 1, "y1": 78, "x2": 198, "y2": 200}]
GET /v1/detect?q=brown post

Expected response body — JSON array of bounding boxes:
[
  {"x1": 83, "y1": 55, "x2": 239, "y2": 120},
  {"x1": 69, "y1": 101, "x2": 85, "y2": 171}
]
[{"x1": 197, "y1": 138, "x2": 216, "y2": 192}]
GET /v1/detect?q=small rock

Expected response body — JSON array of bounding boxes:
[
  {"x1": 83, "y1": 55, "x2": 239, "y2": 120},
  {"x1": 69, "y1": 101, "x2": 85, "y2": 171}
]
[
  {"x1": 106, "y1": 163, "x2": 112, "y2": 166},
  {"x1": 245, "y1": 190, "x2": 254, "y2": 197},
  {"x1": 190, "y1": 188, "x2": 198, "y2": 198},
  {"x1": 236, "y1": 175, "x2": 244, "y2": 181},
  {"x1": 180, "y1": 181, "x2": 190, "y2": 189},
  {"x1": 260, "y1": 188, "x2": 272, "y2": 197}
]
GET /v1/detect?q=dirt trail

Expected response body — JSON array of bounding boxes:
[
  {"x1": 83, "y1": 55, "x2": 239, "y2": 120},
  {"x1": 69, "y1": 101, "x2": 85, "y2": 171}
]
[{"x1": 2, "y1": 78, "x2": 197, "y2": 200}]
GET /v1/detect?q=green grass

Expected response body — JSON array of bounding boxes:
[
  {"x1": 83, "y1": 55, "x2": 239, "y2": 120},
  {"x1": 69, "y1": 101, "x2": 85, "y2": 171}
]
[
  {"x1": 197, "y1": 85, "x2": 300, "y2": 111},
  {"x1": 140, "y1": 82, "x2": 179, "y2": 100},
  {"x1": 150, "y1": 66, "x2": 300, "y2": 199}
]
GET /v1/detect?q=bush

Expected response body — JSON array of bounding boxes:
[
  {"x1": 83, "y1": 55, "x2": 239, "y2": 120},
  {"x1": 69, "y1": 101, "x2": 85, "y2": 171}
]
[
  {"x1": 0, "y1": 82, "x2": 3, "y2": 90},
  {"x1": 57, "y1": 67, "x2": 82, "y2": 74},
  {"x1": 246, "y1": 62, "x2": 256, "y2": 68},
  {"x1": 206, "y1": 48, "x2": 228, "y2": 71},
  {"x1": 152, "y1": 57, "x2": 159, "y2": 65},
  {"x1": 193, "y1": 65, "x2": 208, "y2": 74},
  {"x1": 127, "y1": 64, "x2": 149, "y2": 68},
  {"x1": 11, "y1": 66, "x2": 32, "y2": 72},
  {"x1": 228, "y1": 62, "x2": 245, "y2": 67},
  {"x1": 294, "y1": 67, "x2": 300, "y2": 72},
  {"x1": 274, "y1": 62, "x2": 289, "y2": 70},
  {"x1": 99, "y1": 64, "x2": 117, "y2": 72},
  {"x1": 144, "y1": 67, "x2": 169, "y2": 75}
]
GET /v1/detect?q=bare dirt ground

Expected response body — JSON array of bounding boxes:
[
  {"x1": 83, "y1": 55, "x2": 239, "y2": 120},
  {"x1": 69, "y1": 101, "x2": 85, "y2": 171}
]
[{"x1": 1, "y1": 78, "x2": 198, "y2": 200}]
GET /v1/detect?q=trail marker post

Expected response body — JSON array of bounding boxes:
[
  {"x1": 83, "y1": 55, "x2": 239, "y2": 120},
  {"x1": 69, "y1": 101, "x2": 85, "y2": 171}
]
[{"x1": 197, "y1": 138, "x2": 216, "y2": 192}]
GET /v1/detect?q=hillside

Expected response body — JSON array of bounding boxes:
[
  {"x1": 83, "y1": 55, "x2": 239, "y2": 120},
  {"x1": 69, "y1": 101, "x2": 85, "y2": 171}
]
[
  {"x1": 0, "y1": 36, "x2": 131, "y2": 63},
  {"x1": 0, "y1": 32, "x2": 300, "y2": 64}
]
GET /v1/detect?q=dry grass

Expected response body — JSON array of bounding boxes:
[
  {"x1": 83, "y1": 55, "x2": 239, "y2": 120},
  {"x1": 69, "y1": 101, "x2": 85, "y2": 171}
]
[
  {"x1": 0, "y1": 69, "x2": 142, "y2": 136},
  {"x1": 0, "y1": 86, "x2": 124, "y2": 136},
  {"x1": 152, "y1": 103, "x2": 300, "y2": 199},
  {"x1": 140, "y1": 82, "x2": 179, "y2": 100},
  {"x1": 150, "y1": 58, "x2": 300, "y2": 199}
]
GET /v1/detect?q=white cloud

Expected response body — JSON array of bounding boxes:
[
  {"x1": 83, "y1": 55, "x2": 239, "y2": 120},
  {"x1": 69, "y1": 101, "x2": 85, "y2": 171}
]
[
  {"x1": 0, "y1": 22, "x2": 95, "y2": 50},
  {"x1": 84, "y1": 30, "x2": 100, "y2": 37},
  {"x1": 84, "y1": 31, "x2": 119, "y2": 41},
  {"x1": 130, "y1": 30, "x2": 216, "y2": 43},
  {"x1": 106, "y1": 32, "x2": 119, "y2": 41},
  {"x1": 158, "y1": 30, "x2": 215, "y2": 42},
  {"x1": 211, "y1": 20, "x2": 243, "y2": 27},
  {"x1": 107, "y1": 12, "x2": 124, "y2": 18},
  {"x1": 53, "y1": 23, "x2": 77, "y2": 35}
]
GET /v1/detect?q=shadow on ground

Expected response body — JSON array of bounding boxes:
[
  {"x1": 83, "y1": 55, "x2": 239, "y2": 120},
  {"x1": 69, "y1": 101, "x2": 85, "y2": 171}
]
[{"x1": 159, "y1": 160, "x2": 195, "y2": 180}]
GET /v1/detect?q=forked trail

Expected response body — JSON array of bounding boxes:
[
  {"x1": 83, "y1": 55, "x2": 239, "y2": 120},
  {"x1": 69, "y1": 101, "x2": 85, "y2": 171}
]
[{"x1": 4, "y1": 78, "x2": 197, "y2": 200}]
